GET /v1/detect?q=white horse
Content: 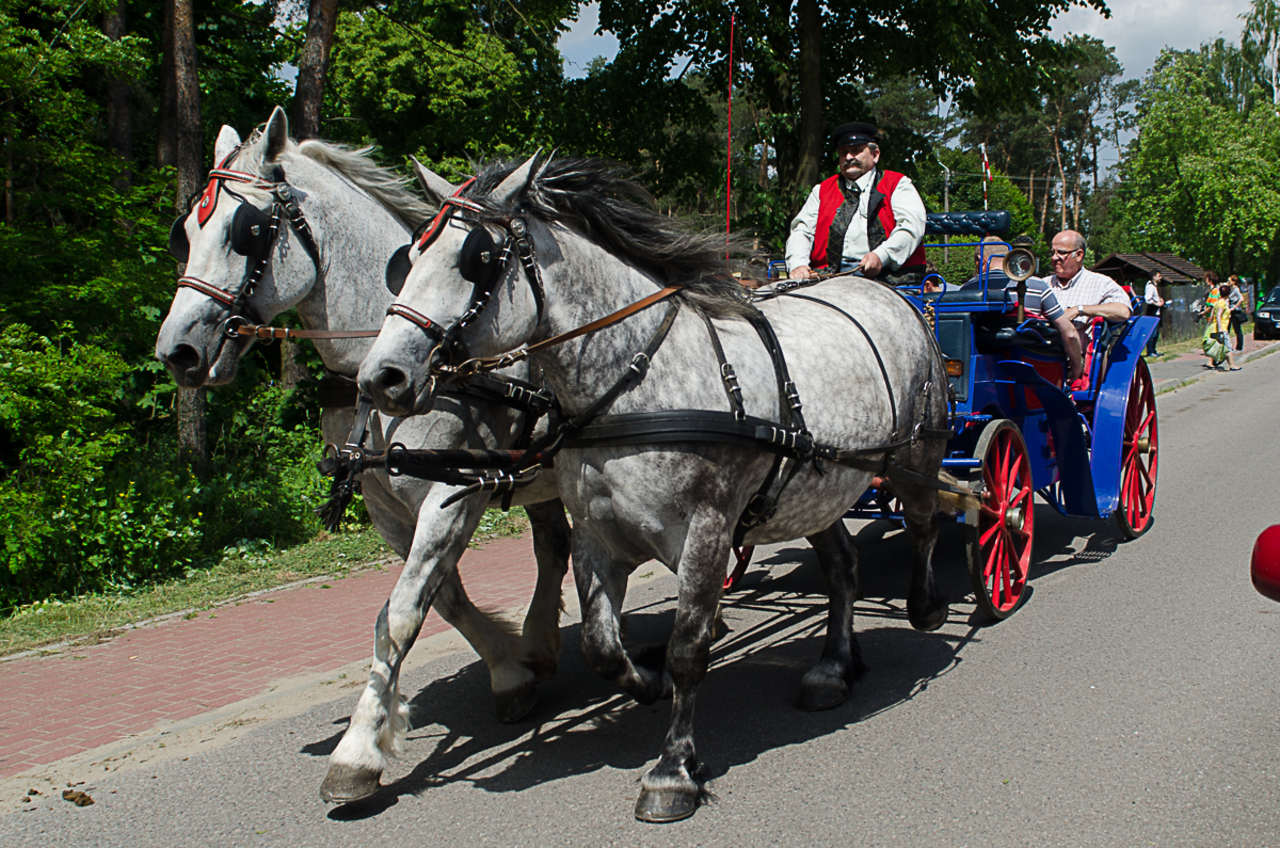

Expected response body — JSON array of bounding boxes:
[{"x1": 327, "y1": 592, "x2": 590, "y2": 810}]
[
  {"x1": 357, "y1": 156, "x2": 952, "y2": 821},
  {"x1": 153, "y1": 109, "x2": 571, "y2": 804}
]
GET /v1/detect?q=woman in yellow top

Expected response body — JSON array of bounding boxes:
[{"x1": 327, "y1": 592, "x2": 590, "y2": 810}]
[
  {"x1": 1201, "y1": 272, "x2": 1223, "y2": 345},
  {"x1": 1207, "y1": 281, "x2": 1240, "y2": 370}
]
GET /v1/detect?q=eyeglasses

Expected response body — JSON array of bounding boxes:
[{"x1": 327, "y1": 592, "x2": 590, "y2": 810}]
[{"x1": 1050, "y1": 248, "x2": 1082, "y2": 258}]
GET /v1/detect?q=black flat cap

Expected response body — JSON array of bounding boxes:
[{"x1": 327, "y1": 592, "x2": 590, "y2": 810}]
[{"x1": 832, "y1": 121, "x2": 880, "y2": 148}]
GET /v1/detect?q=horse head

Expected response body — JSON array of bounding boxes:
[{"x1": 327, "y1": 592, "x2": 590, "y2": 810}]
[
  {"x1": 156, "y1": 106, "x2": 423, "y2": 387},
  {"x1": 359, "y1": 154, "x2": 547, "y2": 417}
]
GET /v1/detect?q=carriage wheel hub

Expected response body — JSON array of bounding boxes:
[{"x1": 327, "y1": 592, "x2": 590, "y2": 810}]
[
  {"x1": 1004, "y1": 506, "x2": 1025, "y2": 532},
  {"x1": 1137, "y1": 434, "x2": 1151, "y2": 454}
]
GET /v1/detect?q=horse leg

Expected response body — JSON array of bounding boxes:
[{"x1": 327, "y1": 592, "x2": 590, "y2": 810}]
[
  {"x1": 896, "y1": 478, "x2": 949, "y2": 632},
  {"x1": 633, "y1": 516, "x2": 729, "y2": 823},
  {"x1": 519, "y1": 498, "x2": 571, "y2": 682},
  {"x1": 575, "y1": 531, "x2": 670, "y2": 706},
  {"x1": 797, "y1": 521, "x2": 868, "y2": 711},
  {"x1": 322, "y1": 499, "x2": 488, "y2": 802}
]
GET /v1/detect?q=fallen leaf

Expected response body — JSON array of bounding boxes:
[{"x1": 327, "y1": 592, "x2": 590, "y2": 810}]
[{"x1": 61, "y1": 790, "x2": 94, "y2": 806}]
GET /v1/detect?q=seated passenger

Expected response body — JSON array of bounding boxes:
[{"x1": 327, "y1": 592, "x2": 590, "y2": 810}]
[
  {"x1": 961, "y1": 237, "x2": 1083, "y2": 383},
  {"x1": 1044, "y1": 229, "x2": 1132, "y2": 327}
]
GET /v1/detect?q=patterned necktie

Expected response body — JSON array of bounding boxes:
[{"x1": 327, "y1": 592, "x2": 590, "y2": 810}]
[{"x1": 826, "y1": 178, "x2": 862, "y2": 271}]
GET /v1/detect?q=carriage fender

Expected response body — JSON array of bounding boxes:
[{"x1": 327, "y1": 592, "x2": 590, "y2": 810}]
[
  {"x1": 1089, "y1": 315, "x2": 1157, "y2": 518},
  {"x1": 995, "y1": 360, "x2": 1099, "y2": 517}
]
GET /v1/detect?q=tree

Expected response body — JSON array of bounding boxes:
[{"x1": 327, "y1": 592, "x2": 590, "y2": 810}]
[
  {"x1": 960, "y1": 36, "x2": 1131, "y2": 238},
  {"x1": 1113, "y1": 49, "x2": 1280, "y2": 277},
  {"x1": 595, "y1": 0, "x2": 1110, "y2": 197},
  {"x1": 291, "y1": 0, "x2": 340, "y2": 140}
]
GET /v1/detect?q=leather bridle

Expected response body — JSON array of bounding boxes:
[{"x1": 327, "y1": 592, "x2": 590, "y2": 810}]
[
  {"x1": 173, "y1": 158, "x2": 323, "y2": 339},
  {"x1": 385, "y1": 191, "x2": 547, "y2": 381}
]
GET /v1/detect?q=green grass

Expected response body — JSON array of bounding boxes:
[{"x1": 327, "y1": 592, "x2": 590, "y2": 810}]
[{"x1": 0, "y1": 507, "x2": 530, "y2": 658}]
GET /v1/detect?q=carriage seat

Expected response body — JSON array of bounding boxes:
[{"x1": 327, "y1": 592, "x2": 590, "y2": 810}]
[{"x1": 924, "y1": 210, "x2": 1011, "y2": 236}]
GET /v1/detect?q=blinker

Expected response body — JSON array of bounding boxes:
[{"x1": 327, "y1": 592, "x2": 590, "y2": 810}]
[
  {"x1": 386, "y1": 243, "x2": 412, "y2": 295},
  {"x1": 169, "y1": 215, "x2": 191, "y2": 262},
  {"x1": 231, "y1": 203, "x2": 273, "y2": 258},
  {"x1": 459, "y1": 226, "x2": 501, "y2": 286}
]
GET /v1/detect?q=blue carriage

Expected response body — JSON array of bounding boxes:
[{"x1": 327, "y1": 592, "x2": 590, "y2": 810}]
[{"x1": 750, "y1": 211, "x2": 1160, "y2": 621}]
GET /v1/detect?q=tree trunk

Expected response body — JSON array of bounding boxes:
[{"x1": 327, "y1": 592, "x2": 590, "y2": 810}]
[
  {"x1": 1028, "y1": 168, "x2": 1035, "y2": 217},
  {"x1": 290, "y1": 0, "x2": 340, "y2": 140},
  {"x1": 1039, "y1": 175, "x2": 1051, "y2": 234},
  {"x1": 177, "y1": 387, "x2": 207, "y2": 477},
  {"x1": 103, "y1": 0, "x2": 132, "y2": 191},
  {"x1": 794, "y1": 0, "x2": 824, "y2": 192},
  {"x1": 156, "y1": 0, "x2": 176, "y2": 171},
  {"x1": 173, "y1": 0, "x2": 206, "y2": 476},
  {"x1": 281, "y1": 338, "x2": 310, "y2": 390}
]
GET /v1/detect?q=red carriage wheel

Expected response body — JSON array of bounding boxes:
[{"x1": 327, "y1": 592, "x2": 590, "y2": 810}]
[
  {"x1": 725, "y1": 546, "x2": 754, "y2": 591},
  {"x1": 966, "y1": 419, "x2": 1034, "y2": 621},
  {"x1": 1116, "y1": 357, "x2": 1158, "y2": 539}
]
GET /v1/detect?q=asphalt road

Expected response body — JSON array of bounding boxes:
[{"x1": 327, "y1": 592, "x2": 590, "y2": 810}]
[{"x1": 5, "y1": 354, "x2": 1280, "y2": 847}]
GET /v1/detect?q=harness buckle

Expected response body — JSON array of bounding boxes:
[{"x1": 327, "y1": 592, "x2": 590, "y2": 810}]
[
  {"x1": 222, "y1": 315, "x2": 248, "y2": 339},
  {"x1": 628, "y1": 351, "x2": 651, "y2": 377},
  {"x1": 784, "y1": 380, "x2": 803, "y2": 412}
]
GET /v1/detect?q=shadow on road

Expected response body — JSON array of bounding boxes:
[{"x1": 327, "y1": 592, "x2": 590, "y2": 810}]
[
  {"x1": 317, "y1": 502, "x2": 1127, "y2": 820},
  {"x1": 315, "y1": 534, "x2": 981, "y2": 820}
]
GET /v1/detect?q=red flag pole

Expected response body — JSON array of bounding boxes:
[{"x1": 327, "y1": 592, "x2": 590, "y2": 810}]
[{"x1": 725, "y1": 12, "x2": 735, "y2": 258}]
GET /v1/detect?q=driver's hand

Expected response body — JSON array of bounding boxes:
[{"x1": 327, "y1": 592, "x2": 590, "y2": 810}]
[
  {"x1": 789, "y1": 265, "x2": 813, "y2": 280},
  {"x1": 859, "y1": 252, "x2": 883, "y2": 277}
]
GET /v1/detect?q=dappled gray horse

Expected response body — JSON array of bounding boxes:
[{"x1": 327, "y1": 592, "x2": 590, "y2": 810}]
[
  {"x1": 153, "y1": 109, "x2": 571, "y2": 804},
  {"x1": 358, "y1": 156, "x2": 951, "y2": 821}
]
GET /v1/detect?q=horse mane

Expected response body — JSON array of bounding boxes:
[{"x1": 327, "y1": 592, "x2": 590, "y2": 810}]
[
  {"x1": 233, "y1": 129, "x2": 433, "y2": 230},
  {"x1": 466, "y1": 157, "x2": 758, "y2": 318}
]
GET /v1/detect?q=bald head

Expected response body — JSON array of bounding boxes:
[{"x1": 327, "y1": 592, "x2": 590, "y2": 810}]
[{"x1": 1051, "y1": 230, "x2": 1087, "y2": 279}]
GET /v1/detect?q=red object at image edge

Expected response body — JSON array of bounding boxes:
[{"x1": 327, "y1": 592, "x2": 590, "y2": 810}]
[{"x1": 1251, "y1": 525, "x2": 1280, "y2": 602}]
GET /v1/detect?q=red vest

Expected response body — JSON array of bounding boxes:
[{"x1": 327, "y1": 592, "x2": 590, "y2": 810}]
[{"x1": 809, "y1": 170, "x2": 928, "y2": 271}]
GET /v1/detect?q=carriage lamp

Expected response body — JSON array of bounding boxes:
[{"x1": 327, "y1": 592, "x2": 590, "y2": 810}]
[
  {"x1": 945, "y1": 359, "x2": 964, "y2": 377},
  {"x1": 1004, "y1": 247, "x2": 1039, "y2": 283}
]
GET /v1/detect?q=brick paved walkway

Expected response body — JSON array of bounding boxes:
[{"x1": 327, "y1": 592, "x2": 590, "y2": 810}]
[{"x1": 0, "y1": 533, "x2": 551, "y2": 778}]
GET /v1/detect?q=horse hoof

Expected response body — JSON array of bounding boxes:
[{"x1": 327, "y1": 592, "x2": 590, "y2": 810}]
[
  {"x1": 495, "y1": 682, "x2": 538, "y2": 723},
  {"x1": 526, "y1": 656, "x2": 558, "y2": 684},
  {"x1": 634, "y1": 788, "x2": 698, "y2": 823},
  {"x1": 798, "y1": 679, "x2": 848, "y2": 711},
  {"x1": 907, "y1": 594, "x2": 949, "y2": 632},
  {"x1": 319, "y1": 763, "x2": 381, "y2": 804}
]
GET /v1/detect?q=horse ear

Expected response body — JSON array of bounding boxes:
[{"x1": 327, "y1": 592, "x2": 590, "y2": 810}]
[
  {"x1": 488, "y1": 150, "x2": 542, "y2": 208},
  {"x1": 410, "y1": 156, "x2": 457, "y2": 207},
  {"x1": 214, "y1": 126, "x2": 241, "y2": 168},
  {"x1": 264, "y1": 106, "x2": 290, "y2": 162}
]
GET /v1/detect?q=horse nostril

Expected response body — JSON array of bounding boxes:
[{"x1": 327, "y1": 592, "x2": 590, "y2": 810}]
[
  {"x1": 374, "y1": 367, "x2": 408, "y2": 395},
  {"x1": 166, "y1": 344, "x2": 200, "y2": 372}
]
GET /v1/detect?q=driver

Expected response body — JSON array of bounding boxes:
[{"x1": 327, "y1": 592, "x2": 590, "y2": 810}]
[
  {"x1": 784, "y1": 122, "x2": 927, "y2": 285},
  {"x1": 1044, "y1": 229, "x2": 1131, "y2": 327}
]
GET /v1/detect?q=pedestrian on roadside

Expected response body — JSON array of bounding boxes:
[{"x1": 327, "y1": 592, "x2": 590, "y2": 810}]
[
  {"x1": 1227, "y1": 275, "x2": 1247, "y2": 352},
  {"x1": 1144, "y1": 270, "x2": 1164, "y2": 357},
  {"x1": 1205, "y1": 281, "x2": 1241, "y2": 371},
  {"x1": 1200, "y1": 272, "x2": 1223, "y2": 353}
]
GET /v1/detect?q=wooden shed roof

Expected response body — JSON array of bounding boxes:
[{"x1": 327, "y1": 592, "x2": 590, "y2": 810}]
[{"x1": 1091, "y1": 252, "x2": 1209, "y2": 285}]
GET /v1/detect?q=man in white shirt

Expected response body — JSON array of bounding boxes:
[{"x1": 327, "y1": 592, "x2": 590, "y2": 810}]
[
  {"x1": 1043, "y1": 229, "x2": 1132, "y2": 327},
  {"x1": 785, "y1": 122, "x2": 927, "y2": 284},
  {"x1": 1143, "y1": 271, "x2": 1164, "y2": 356}
]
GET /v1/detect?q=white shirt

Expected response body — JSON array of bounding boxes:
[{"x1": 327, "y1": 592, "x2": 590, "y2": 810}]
[
  {"x1": 1045, "y1": 268, "x2": 1131, "y2": 326},
  {"x1": 1144, "y1": 280, "x2": 1163, "y2": 308},
  {"x1": 785, "y1": 169, "x2": 927, "y2": 274}
]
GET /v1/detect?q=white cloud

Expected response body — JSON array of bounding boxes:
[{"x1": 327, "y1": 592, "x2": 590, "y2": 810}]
[{"x1": 1050, "y1": 0, "x2": 1253, "y2": 80}]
